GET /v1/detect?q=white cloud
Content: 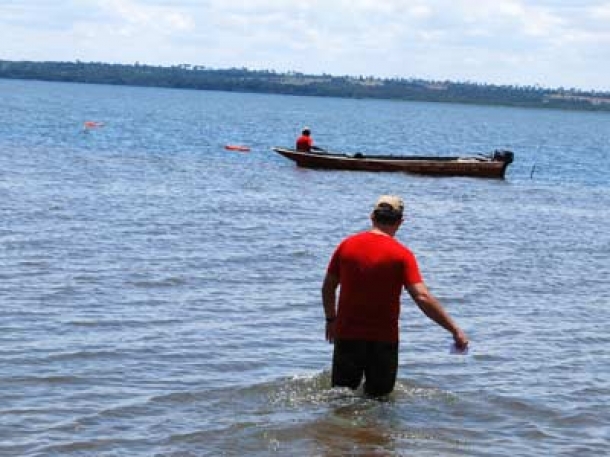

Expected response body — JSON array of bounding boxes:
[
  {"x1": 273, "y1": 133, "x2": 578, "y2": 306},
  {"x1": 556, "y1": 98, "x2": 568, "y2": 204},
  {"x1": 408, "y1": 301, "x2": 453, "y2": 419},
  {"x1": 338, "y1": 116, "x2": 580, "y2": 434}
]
[
  {"x1": 590, "y1": 3, "x2": 610, "y2": 19},
  {"x1": 96, "y1": 0, "x2": 195, "y2": 33},
  {"x1": 1, "y1": 0, "x2": 609, "y2": 90}
]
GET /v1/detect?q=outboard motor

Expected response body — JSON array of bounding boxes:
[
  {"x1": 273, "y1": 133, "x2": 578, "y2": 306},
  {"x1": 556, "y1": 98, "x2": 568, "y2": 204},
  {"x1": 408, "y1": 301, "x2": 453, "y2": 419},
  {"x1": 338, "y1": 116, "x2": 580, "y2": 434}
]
[{"x1": 493, "y1": 150, "x2": 514, "y2": 164}]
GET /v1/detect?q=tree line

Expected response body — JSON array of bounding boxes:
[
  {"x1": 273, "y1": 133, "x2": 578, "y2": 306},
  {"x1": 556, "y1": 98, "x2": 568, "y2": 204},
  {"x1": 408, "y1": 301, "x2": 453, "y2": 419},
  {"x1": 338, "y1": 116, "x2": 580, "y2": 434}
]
[{"x1": 1, "y1": 59, "x2": 609, "y2": 112}]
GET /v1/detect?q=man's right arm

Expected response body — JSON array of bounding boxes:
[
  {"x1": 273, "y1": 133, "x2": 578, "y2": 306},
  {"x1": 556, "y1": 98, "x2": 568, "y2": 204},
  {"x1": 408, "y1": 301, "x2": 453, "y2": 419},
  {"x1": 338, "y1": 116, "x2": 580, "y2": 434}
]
[
  {"x1": 321, "y1": 272, "x2": 339, "y2": 343},
  {"x1": 406, "y1": 282, "x2": 469, "y2": 349}
]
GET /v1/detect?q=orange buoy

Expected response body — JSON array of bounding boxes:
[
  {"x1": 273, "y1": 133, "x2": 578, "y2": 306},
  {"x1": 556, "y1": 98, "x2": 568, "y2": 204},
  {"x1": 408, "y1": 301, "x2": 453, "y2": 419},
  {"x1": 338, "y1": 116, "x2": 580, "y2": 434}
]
[
  {"x1": 83, "y1": 121, "x2": 105, "y2": 129},
  {"x1": 225, "y1": 145, "x2": 250, "y2": 152}
]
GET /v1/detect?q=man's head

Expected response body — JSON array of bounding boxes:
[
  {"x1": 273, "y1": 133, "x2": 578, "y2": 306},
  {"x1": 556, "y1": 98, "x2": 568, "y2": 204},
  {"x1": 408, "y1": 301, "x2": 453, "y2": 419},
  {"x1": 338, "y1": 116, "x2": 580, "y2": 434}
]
[
  {"x1": 372, "y1": 195, "x2": 404, "y2": 226},
  {"x1": 302, "y1": 127, "x2": 311, "y2": 136}
]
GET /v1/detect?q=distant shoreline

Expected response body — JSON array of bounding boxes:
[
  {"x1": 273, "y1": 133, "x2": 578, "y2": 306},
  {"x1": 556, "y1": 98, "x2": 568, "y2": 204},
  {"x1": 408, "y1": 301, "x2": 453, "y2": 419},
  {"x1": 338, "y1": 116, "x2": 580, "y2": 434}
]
[{"x1": 2, "y1": 59, "x2": 610, "y2": 112}]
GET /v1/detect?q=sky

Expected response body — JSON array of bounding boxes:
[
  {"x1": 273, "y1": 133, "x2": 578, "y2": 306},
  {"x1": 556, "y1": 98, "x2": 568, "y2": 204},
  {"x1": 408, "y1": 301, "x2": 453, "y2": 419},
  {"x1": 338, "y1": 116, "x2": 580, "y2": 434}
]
[{"x1": 2, "y1": 0, "x2": 610, "y2": 91}]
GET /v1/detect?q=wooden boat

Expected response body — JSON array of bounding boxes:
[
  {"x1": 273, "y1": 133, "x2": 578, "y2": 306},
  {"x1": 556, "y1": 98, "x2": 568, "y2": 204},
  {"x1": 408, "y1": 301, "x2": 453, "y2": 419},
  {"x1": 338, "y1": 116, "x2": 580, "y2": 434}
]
[{"x1": 272, "y1": 147, "x2": 514, "y2": 179}]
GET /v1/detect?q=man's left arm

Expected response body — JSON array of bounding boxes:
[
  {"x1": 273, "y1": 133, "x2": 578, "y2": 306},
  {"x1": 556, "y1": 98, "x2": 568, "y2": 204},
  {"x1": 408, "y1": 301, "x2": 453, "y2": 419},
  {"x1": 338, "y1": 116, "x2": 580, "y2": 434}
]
[{"x1": 406, "y1": 282, "x2": 469, "y2": 349}]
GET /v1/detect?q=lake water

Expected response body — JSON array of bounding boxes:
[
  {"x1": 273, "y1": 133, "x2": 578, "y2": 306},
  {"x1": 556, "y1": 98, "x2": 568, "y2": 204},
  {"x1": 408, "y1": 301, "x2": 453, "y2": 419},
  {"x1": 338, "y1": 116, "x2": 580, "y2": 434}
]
[{"x1": 1, "y1": 79, "x2": 609, "y2": 456}]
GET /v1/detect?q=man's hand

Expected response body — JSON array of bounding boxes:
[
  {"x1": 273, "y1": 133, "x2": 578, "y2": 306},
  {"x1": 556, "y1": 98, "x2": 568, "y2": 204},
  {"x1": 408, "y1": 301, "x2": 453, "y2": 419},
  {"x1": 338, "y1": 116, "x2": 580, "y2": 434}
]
[{"x1": 452, "y1": 328, "x2": 469, "y2": 350}]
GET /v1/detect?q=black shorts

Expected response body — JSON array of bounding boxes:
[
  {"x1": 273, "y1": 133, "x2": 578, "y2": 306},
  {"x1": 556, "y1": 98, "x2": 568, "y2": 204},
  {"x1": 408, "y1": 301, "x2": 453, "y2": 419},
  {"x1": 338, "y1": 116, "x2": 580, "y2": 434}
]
[{"x1": 331, "y1": 339, "x2": 399, "y2": 397}]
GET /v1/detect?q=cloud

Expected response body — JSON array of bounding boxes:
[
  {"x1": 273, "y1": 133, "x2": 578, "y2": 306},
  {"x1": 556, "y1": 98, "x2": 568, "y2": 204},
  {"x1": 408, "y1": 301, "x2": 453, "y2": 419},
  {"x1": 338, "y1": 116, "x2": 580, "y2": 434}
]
[
  {"x1": 1, "y1": 0, "x2": 609, "y2": 90},
  {"x1": 95, "y1": 0, "x2": 195, "y2": 34},
  {"x1": 0, "y1": 0, "x2": 103, "y2": 30}
]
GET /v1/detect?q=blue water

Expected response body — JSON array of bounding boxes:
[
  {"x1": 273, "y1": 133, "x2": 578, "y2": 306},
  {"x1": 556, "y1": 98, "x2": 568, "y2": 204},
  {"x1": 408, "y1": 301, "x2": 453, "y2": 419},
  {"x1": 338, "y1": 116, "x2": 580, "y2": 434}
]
[{"x1": 1, "y1": 79, "x2": 609, "y2": 456}]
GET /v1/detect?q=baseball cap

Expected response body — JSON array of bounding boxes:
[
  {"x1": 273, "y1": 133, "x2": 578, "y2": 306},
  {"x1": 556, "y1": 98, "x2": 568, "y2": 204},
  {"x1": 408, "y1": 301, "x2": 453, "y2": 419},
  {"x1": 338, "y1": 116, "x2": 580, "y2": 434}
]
[{"x1": 374, "y1": 195, "x2": 404, "y2": 213}]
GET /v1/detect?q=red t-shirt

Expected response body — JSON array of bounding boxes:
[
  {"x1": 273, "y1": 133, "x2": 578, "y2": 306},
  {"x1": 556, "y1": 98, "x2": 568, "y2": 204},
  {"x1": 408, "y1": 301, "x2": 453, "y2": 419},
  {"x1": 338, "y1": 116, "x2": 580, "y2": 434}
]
[
  {"x1": 296, "y1": 135, "x2": 313, "y2": 151},
  {"x1": 327, "y1": 231, "x2": 423, "y2": 342}
]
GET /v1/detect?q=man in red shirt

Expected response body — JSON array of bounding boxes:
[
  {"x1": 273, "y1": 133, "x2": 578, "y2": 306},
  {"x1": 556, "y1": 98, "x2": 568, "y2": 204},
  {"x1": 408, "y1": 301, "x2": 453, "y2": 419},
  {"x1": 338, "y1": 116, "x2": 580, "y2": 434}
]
[
  {"x1": 295, "y1": 127, "x2": 322, "y2": 152},
  {"x1": 321, "y1": 195, "x2": 469, "y2": 397}
]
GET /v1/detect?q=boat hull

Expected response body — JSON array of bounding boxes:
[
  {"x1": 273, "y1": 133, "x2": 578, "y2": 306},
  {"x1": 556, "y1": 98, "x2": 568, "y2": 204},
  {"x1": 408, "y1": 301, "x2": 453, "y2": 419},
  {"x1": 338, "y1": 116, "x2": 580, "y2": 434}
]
[{"x1": 272, "y1": 148, "x2": 513, "y2": 179}]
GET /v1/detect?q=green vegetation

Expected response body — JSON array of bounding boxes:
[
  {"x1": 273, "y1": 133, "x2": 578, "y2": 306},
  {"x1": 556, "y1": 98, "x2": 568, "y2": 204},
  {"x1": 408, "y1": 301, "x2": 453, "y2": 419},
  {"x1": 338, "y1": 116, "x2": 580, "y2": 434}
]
[{"x1": 1, "y1": 59, "x2": 610, "y2": 111}]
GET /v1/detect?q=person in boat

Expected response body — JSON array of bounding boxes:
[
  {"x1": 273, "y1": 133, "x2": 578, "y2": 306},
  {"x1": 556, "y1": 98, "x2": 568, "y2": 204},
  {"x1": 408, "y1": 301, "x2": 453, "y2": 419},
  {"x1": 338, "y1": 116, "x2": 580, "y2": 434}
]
[
  {"x1": 295, "y1": 127, "x2": 323, "y2": 152},
  {"x1": 321, "y1": 195, "x2": 469, "y2": 397}
]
